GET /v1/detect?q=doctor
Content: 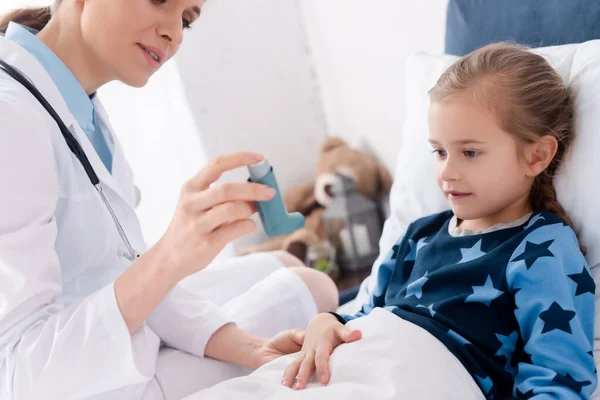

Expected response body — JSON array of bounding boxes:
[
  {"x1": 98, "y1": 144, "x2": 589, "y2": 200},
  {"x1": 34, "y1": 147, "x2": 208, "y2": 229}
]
[{"x1": 0, "y1": 1, "x2": 339, "y2": 399}]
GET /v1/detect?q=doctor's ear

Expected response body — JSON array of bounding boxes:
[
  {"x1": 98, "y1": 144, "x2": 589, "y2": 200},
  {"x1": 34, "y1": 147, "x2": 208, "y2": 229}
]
[{"x1": 523, "y1": 135, "x2": 559, "y2": 178}]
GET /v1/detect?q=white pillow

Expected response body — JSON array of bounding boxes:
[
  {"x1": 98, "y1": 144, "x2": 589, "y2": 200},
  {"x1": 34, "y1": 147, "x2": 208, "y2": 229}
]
[
  {"x1": 343, "y1": 53, "x2": 456, "y2": 312},
  {"x1": 346, "y1": 40, "x2": 600, "y2": 394}
]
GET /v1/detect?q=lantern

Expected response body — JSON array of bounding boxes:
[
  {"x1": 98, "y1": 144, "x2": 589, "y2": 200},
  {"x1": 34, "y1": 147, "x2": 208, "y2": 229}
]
[{"x1": 322, "y1": 173, "x2": 384, "y2": 271}]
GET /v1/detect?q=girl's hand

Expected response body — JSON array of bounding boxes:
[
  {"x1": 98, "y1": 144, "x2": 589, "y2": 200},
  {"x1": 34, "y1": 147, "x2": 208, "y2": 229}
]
[
  {"x1": 282, "y1": 313, "x2": 362, "y2": 390},
  {"x1": 156, "y1": 152, "x2": 275, "y2": 280}
]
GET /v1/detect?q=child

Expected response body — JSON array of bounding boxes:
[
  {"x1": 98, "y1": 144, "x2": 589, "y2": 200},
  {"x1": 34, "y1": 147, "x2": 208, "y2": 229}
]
[{"x1": 282, "y1": 43, "x2": 597, "y2": 399}]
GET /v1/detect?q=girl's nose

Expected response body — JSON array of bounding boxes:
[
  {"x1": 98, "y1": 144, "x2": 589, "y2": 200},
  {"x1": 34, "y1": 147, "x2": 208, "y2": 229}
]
[{"x1": 439, "y1": 158, "x2": 461, "y2": 181}]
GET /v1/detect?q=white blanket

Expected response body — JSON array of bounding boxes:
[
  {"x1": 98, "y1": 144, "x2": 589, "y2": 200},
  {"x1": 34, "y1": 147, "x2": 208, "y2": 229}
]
[{"x1": 185, "y1": 308, "x2": 485, "y2": 400}]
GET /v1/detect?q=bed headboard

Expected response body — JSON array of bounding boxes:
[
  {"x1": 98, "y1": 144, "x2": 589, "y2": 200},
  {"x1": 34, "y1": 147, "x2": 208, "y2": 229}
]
[{"x1": 445, "y1": 0, "x2": 600, "y2": 56}]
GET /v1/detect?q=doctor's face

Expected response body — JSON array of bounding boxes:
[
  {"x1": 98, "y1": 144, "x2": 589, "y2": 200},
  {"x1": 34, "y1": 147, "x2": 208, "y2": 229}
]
[{"x1": 80, "y1": 0, "x2": 205, "y2": 87}]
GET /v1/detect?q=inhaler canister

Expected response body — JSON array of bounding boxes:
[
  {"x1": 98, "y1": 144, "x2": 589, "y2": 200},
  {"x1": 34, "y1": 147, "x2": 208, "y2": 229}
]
[{"x1": 247, "y1": 158, "x2": 305, "y2": 237}]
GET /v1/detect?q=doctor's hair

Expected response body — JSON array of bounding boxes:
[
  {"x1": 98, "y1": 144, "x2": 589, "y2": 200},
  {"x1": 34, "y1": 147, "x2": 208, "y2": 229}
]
[
  {"x1": 429, "y1": 42, "x2": 584, "y2": 254},
  {"x1": 0, "y1": 3, "x2": 58, "y2": 35}
]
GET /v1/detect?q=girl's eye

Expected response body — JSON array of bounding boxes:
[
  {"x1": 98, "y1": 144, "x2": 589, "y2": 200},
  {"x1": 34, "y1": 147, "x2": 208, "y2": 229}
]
[
  {"x1": 432, "y1": 149, "x2": 447, "y2": 158},
  {"x1": 463, "y1": 150, "x2": 479, "y2": 158}
]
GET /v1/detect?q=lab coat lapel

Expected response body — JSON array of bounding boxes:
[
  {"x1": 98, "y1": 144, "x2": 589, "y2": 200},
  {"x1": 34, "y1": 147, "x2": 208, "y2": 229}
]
[{"x1": 0, "y1": 36, "x2": 130, "y2": 206}]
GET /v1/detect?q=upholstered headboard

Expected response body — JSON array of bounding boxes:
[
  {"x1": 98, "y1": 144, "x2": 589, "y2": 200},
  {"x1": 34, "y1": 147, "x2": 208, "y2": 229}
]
[{"x1": 445, "y1": 0, "x2": 600, "y2": 56}]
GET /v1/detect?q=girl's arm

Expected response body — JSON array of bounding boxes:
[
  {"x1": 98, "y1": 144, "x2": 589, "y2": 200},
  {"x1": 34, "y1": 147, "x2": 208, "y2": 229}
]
[{"x1": 507, "y1": 224, "x2": 596, "y2": 399}]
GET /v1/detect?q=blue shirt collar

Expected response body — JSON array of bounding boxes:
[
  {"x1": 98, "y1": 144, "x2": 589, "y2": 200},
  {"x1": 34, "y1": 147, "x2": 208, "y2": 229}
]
[{"x1": 5, "y1": 22, "x2": 96, "y2": 132}]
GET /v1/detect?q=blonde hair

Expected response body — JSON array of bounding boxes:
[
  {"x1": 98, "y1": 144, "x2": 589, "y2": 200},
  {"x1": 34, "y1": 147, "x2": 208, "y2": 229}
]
[
  {"x1": 0, "y1": 2, "x2": 59, "y2": 34},
  {"x1": 429, "y1": 43, "x2": 583, "y2": 253}
]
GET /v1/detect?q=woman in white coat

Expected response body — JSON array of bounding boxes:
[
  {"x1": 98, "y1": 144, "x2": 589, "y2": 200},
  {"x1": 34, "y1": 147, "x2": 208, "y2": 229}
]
[{"x1": 0, "y1": 1, "x2": 339, "y2": 399}]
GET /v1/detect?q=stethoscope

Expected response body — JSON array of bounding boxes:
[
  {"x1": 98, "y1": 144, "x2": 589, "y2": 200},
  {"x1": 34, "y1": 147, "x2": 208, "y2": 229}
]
[{"x1": 0, "y1": 59, "x2": 140, "y2": 261}]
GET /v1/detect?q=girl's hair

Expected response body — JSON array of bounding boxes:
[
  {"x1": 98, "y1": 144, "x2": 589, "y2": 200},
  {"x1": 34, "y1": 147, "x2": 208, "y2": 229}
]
[
  {"x1": 429, "y1": 43, "x2": 584, "y2": 253},
  {"x1": 0, "y1": 2, "x2": 58, "y2": 35}
]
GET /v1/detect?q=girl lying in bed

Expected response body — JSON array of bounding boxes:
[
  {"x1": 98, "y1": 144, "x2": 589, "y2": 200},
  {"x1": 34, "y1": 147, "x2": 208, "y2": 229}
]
[{"x1": 282, "y1": 43, "x2": 597, "y2": 399}]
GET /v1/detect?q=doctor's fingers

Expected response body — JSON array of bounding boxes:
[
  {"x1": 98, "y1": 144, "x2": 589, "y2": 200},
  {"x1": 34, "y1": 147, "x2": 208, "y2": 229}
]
[
  {"x1": 187, "y1": 152, "x2": 265, "y2": 191},
  {"x1": 209, "y1": 219, "x2": 257, "y2": 249},
  {"x1": 184, "y1": 182, "x2": 274, "y2": 213},
  {"x1": 198, "y1": 201, "x2": 255, "y2": 233}
]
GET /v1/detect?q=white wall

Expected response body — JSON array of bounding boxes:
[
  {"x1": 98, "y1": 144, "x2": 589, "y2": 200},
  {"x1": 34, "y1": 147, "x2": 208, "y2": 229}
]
[
  {"x1": 299, "y1": 0, "x2": 448, "y2": 173},
  {"x1": 176, "y1": 0, "x2": 327, "y2": 189}
]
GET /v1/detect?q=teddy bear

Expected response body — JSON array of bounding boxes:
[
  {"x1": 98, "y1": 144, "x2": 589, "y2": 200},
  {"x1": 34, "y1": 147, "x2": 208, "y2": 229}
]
[{"x1": 239, "y1": 136, "x2": 393, "y2": 264}]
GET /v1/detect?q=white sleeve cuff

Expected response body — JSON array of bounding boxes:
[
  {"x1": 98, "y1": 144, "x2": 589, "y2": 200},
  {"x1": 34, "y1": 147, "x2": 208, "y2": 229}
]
[
  {"x1": 147, "y1": 282, "x2": 232, "y2": 358},
  {"x1": 98, "y1": 282, "x2": 159, "y2": 381},
  {"x1": 191, "y1": 314, "x2": 231, "y2": 357}
]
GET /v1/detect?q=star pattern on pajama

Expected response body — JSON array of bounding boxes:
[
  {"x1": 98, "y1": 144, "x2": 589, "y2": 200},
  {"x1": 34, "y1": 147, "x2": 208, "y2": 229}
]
[
  {"x1": 539, "y1": 301, "x2": 576, "y2": 334},
  {"x1": 445, "y1": 230, "x2": 587, "y2": 397},
  {"x1": 391, "y1": 244, "x2": 400, "y2": 260},
  {"x1": 552, "y1": 372, "x2": 591, "y2": 394},
  {"x1": 495, "y1": 331, "x2": 518, "y2": 373},
  {"x1": 459, "y1": 238, "x2": 486, "y2": 263},
  {"x1": 416, "y1": 303, "x2": 437, "y2": 317},
  {"x1": 518, "y1": 348, "x2": 533, "y2": 366},
  {"x1": 495, "y1": 331, "x2": 518, "y2": 358},
  {"x1": 522, "y1": 214, "x2": 545, "y2": 230},
  {"x1": 465, "y1": 275, "x2": 504, "y2": 307},
  {"x1": 404, "y1": 271, "x2": 430, "y2": 300},
  {"x1": 515, "y1": 387, "x2": 535, "y2": 399},
  {"x1": 404, "y1": 237, "x2": 428, "y2": 261},
  {"x1": 568, "y1": 266, "x2": 595, "y2": 296},
  {"x1": 510, "y1": 239, "x2": 555, "y2": 270},
  {"x1": 511, "y1": 288, "x2": 521, "y2": 310},
  {"x1": 475, "y1": 374, "x2": 494, "y2": 396}
]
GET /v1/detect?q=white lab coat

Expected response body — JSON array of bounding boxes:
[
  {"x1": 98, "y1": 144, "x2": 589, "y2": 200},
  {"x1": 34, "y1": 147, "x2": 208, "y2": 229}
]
[{"x1": 0, "y1": 36, "x2": 317, "y2": 400}]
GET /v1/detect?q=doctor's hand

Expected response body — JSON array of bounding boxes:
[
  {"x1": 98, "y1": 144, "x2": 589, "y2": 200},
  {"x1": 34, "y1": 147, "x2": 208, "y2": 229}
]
[
  {"x1": 157, "y1": 152, "x2": 275, "y2": 280},
  {"x1": 251, "y1": 328, "x2": 306, "y2": 370},
  {"x1": 282, "y1": 313, "x2": 362, "y2": 390}
]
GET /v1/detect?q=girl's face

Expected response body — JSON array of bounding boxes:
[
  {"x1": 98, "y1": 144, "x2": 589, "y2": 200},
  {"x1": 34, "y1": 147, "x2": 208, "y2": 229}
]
[
  {"x1": 428, "y1": 95, "x2": 535, "y2": 230},
  {"x1": 80, "y1": 0, "x2": 205, "y2": 87}
]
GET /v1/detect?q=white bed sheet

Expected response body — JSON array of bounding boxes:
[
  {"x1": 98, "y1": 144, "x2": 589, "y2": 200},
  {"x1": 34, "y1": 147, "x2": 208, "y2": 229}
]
[{"x1": 184, "y1": 308, "x2": 485, "y2": 400}]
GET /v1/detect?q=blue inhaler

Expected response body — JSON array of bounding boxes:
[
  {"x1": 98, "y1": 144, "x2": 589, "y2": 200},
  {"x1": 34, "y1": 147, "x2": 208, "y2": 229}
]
[{"x1": 248, "y1": 158, "x2": 305, "y2": 237}]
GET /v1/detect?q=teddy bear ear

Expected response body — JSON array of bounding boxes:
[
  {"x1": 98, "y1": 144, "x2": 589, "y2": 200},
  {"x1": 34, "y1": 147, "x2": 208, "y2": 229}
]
[
  {"x1": 321, "y1": 136, "x2": 348, "y2": 153},
  {"x1": 375, "y1": 161, "x2": 394, "y2": 196}
]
